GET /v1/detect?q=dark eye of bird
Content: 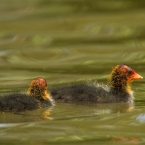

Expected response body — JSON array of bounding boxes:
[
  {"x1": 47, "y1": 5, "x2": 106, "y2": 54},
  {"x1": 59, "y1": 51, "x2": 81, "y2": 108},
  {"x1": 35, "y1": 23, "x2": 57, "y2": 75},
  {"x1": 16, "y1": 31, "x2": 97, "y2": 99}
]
[{"x1": 128, "y1": 70, "x2": 133, "y2": 75}]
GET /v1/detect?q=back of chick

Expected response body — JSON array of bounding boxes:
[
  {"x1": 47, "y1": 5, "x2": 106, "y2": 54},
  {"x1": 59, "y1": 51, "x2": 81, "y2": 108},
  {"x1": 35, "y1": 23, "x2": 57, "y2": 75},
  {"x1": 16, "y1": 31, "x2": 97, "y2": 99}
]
[
  {"x1": 0, "y1": 93, "x2": 38, "y2": 112},
  {"x1": 51, "y1": 83, "x2": 109, "y2": 103}
]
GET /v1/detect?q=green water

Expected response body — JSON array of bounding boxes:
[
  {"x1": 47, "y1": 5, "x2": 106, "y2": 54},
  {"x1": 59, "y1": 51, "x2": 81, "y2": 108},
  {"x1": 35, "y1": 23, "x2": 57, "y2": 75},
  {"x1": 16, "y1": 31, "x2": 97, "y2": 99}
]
[{"x1": 0, "y1": 0, "x2": 145, "y2": 144}]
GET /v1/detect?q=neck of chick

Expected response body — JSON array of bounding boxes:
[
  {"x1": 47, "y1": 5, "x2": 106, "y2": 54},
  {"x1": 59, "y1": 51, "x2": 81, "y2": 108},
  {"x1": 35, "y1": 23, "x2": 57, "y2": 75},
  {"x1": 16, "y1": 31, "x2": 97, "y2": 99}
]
[
  {"x1": 27, "y1": 85, "x2": 51, "y2": 100},
  {"x1": 109, "y1": 71, "x2": 132, "y2": 94}
]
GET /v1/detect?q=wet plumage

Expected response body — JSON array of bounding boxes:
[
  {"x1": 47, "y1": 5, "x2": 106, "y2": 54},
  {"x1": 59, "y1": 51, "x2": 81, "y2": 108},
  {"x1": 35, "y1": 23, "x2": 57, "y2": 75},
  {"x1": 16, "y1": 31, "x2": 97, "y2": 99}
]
[
  {"x1": 51, "y1": 65, "x2": 143, "y2": 103},
  {"x1": 0, "y1": 77, "x2": 54, "y2": 112}
]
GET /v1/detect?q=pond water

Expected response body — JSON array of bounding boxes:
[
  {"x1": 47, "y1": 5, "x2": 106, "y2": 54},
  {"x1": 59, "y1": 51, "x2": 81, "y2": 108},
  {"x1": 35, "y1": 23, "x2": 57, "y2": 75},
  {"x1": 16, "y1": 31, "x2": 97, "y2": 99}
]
[{"x1": 0, "y1": 0, "x2": 145, "y2": 144}]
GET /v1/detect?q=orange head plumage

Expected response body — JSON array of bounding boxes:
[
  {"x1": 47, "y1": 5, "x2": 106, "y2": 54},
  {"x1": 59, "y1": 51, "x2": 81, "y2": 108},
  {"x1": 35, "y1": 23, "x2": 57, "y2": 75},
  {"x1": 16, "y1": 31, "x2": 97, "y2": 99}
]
[
  {"x1": 108, "y1": 64, "x2": 143, "y2": 93},
  {"x1": 27, "y1": 77, "x2": 51, "y2": 100}
]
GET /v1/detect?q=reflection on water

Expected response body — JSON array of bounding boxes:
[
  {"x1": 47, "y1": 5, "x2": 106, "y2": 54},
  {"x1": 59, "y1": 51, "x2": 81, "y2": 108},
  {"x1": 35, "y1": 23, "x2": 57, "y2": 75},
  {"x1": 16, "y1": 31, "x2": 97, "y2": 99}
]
[
  {"x1": 0, "y1": 107, "x2": 53, "y2": 123},
  {"x1": 0, "y1": 102, "x2": 134, "y2": 123},
  {"x1": 136, "y1": 113, "x2": 145, "y2": 123},
  {"x1": 0, "y1": 0, "x2": 145, "y2": 144},
  {"x1": 52, "y1": 102, "x2": 134, "y2": 119}
]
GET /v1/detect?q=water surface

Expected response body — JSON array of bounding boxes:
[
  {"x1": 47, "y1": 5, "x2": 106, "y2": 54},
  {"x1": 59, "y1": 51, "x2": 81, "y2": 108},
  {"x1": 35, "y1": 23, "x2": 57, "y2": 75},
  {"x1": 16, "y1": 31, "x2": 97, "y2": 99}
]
[{"x1": 0, "y1": 0, "x2": 145, "y2": 144}]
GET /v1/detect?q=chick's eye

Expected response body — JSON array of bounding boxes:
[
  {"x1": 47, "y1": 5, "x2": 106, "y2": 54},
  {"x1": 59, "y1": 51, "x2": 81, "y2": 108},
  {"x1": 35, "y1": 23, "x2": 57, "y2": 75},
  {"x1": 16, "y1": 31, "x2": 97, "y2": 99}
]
[{"x1": 128, "y1": 70, "x2": 133, "y2": 75}]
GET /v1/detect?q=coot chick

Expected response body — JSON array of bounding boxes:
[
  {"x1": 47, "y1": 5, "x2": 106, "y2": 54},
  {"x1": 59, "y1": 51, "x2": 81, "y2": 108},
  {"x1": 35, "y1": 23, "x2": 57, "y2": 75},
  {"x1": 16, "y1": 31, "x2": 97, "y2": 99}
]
[
  {"x1": 0, "y1": 77, "x2": 54, "y2": 112},
  {"x1": 51, "y1": 65, "x2": 143, "y2": 103}
]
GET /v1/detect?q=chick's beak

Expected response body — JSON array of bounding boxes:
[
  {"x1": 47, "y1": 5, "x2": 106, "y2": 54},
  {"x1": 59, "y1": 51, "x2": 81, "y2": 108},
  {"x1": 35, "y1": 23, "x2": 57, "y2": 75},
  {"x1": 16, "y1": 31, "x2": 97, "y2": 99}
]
[{"x1": 131, "y1": 72, "x2": 143, "y2": 80}]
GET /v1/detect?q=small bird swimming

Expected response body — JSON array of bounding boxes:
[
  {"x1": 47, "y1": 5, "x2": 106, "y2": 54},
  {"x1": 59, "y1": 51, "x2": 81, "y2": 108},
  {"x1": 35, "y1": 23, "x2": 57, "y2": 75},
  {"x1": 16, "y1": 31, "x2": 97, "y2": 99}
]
[
  {"x1": 0, "y1": 77, "x2": 54, "y2": 112},
  {"x1": 51, "y1": 64, "x2": 143, "y2": 103}
]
